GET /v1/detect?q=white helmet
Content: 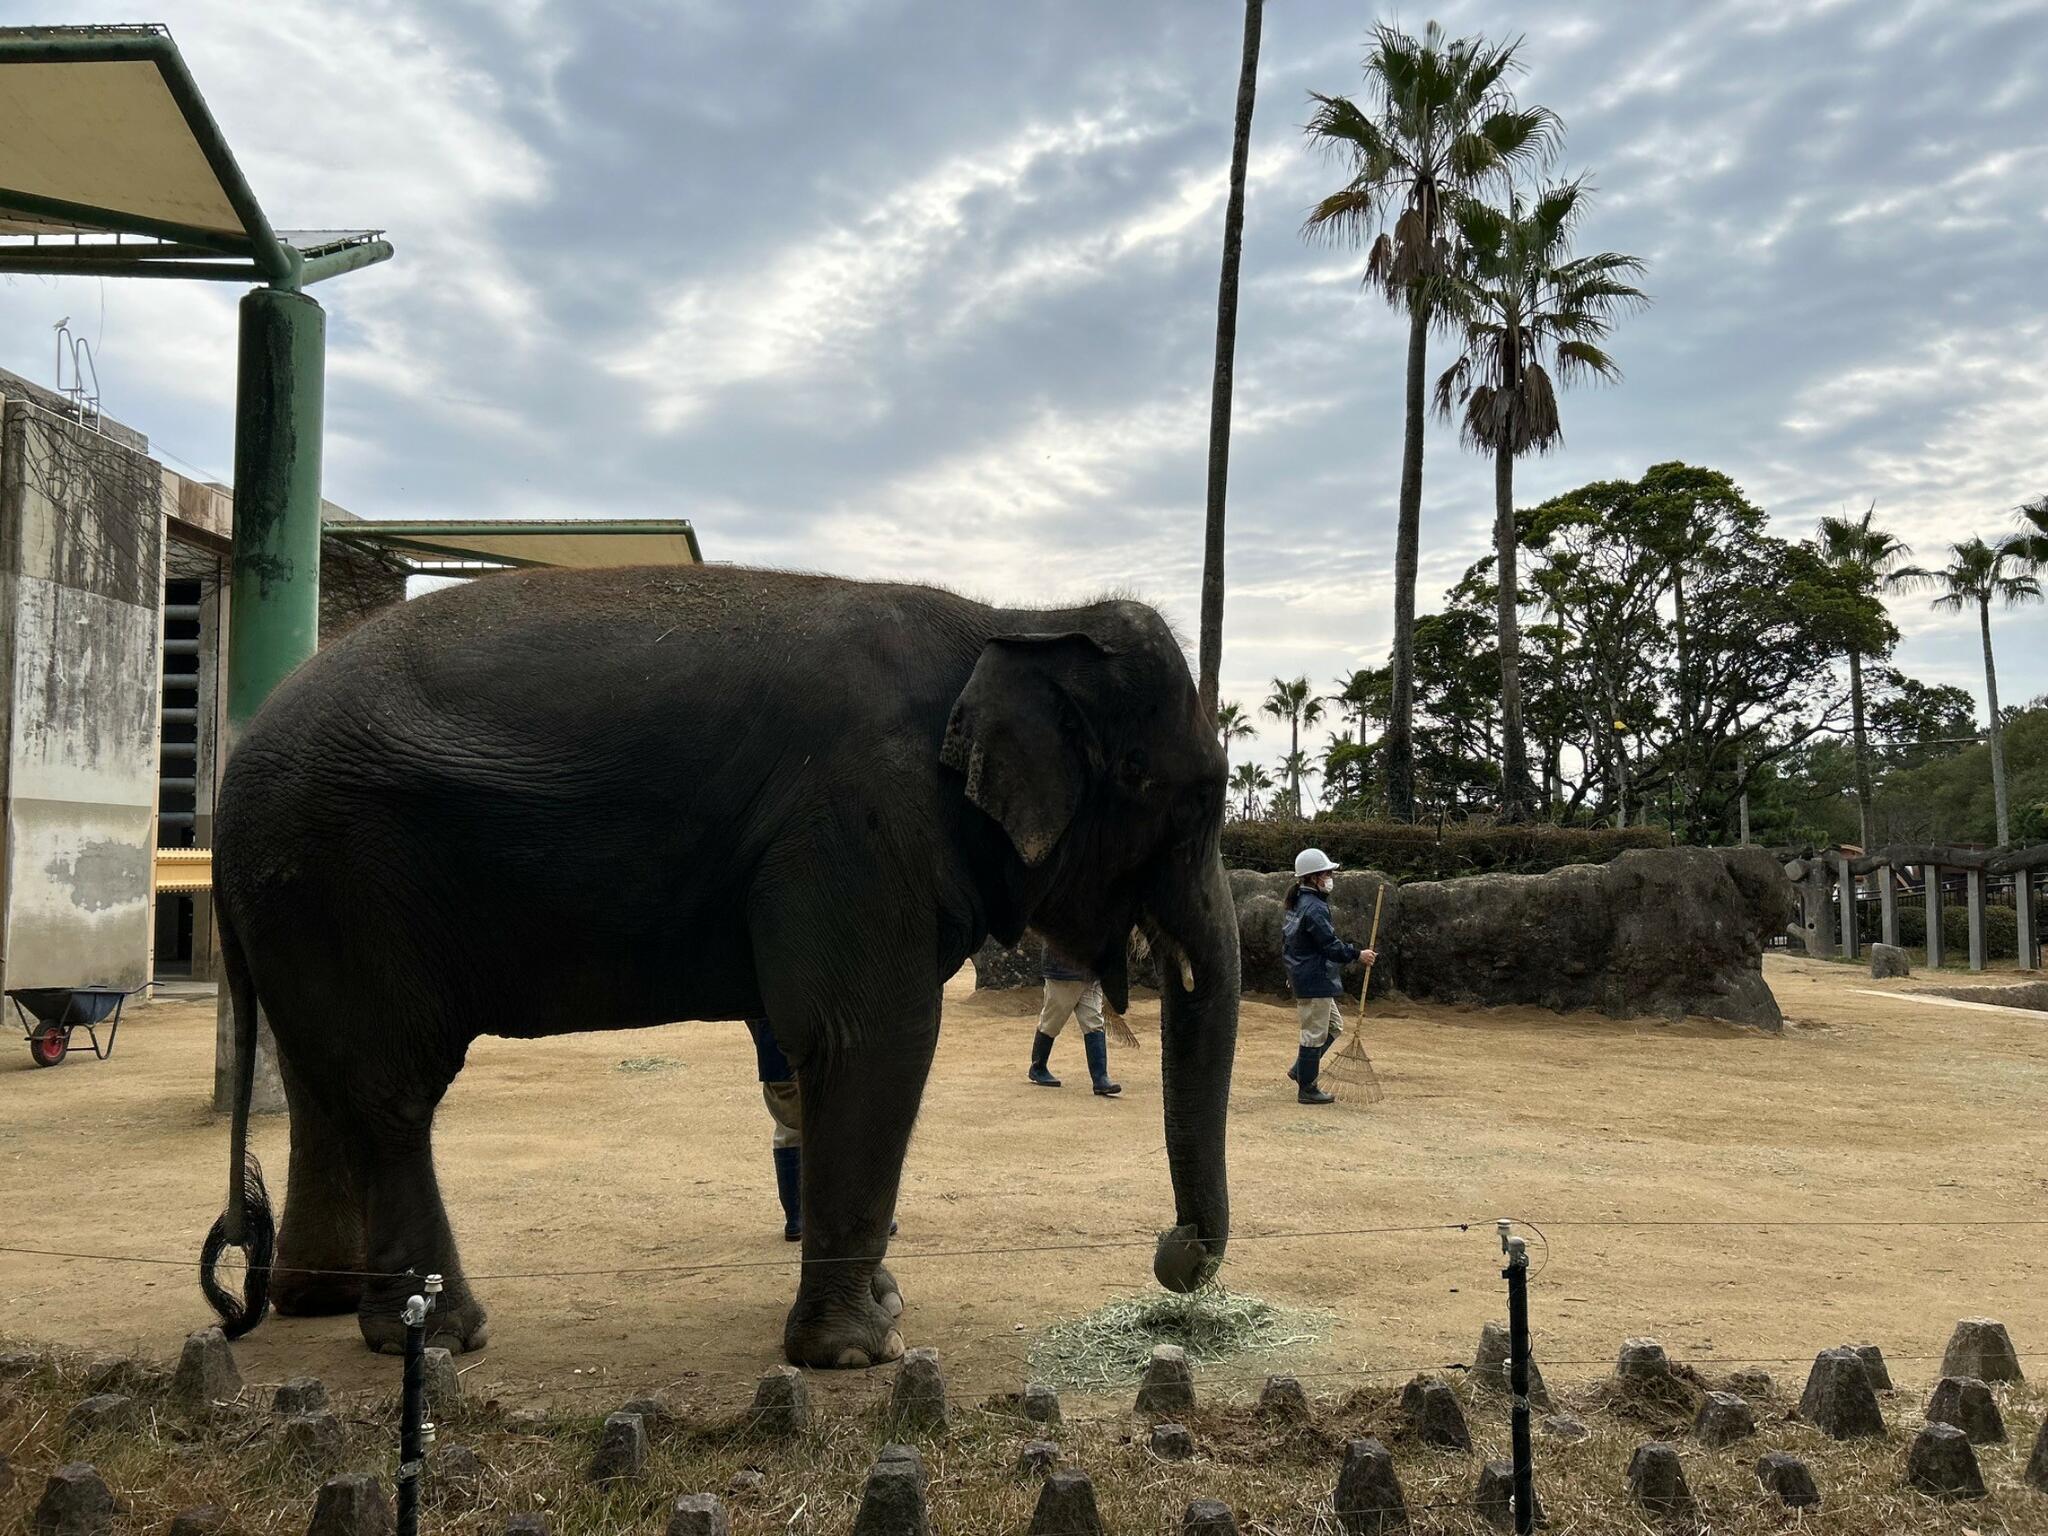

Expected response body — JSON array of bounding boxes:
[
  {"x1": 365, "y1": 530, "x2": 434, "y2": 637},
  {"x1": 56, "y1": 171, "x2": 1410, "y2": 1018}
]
[{"x1": 1293, "y1": 847, "x2": 1340, "y2": 878}]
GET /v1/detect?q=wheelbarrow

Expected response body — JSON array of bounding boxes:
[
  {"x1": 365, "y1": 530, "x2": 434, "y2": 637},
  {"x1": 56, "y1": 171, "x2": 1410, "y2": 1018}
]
[{"x1": 7, "y1": 984, "x2": 147, "y2": 1067}]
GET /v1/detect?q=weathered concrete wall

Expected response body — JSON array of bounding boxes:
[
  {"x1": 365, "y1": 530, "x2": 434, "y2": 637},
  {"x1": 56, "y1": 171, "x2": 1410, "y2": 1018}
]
[{"x1": 0, "y1": 397, "x2": 164, "y2": 993}]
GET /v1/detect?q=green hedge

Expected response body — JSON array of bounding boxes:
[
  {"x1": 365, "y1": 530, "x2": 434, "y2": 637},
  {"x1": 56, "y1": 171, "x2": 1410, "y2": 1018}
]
[
  {"x1": 1219, "y1": 819, "x2": 1671, "y2": 880},
  {"x1": 1892, "y1": 901, "x2": 2020, "y2": 961}
]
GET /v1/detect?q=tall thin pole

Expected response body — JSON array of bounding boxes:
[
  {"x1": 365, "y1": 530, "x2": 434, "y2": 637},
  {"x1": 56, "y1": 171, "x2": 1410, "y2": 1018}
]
[
  {"x1": 395, "y1": 1275, "x2": 439, "y2": 1536},
  {"x1": 1500, "y1": 1223, "x2": 1535, "y2": 1535},
  {"x1": 214, "y1": 283, "x2": 326, "y2": 1117},
  {"x1": 1196, "y1": 0, "x2": 1264, "y2": 719}
]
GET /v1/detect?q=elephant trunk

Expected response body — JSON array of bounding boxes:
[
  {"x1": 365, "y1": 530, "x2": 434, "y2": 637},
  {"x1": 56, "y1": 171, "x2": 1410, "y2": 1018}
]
[{"x1": 1149, "y1": 845, "x2": 1238, "y2": 1292}]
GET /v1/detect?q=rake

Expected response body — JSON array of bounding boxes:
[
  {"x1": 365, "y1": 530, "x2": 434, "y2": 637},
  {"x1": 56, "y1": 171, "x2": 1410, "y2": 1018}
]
[
  {"x1": 1321, "y1": 883, "x2": 1385, "y2": 1106},
  {"x1": 1101, "y1": 1004, "x2": 1142, "y2": 1051}
]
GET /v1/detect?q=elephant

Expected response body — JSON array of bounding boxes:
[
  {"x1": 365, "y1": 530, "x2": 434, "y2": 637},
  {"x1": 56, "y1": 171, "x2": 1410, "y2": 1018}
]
[{"x1": 199, "y1": 563, "x2": 1239, "y2": 1368}]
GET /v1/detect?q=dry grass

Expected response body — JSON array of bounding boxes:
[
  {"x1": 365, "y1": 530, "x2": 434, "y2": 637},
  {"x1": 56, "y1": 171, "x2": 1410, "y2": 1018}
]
[
  {"x1": 1026, "y1": 1288, "x2": 1333, "y2": 1392},
  {"x1": 5, "y1": 1340, "x2": 2046, "y2": 1534}
]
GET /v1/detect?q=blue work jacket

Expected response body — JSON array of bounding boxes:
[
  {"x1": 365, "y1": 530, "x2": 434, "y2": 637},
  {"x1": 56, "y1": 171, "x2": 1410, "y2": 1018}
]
[{"x1": 1282, "y1": 887, "x2": 1360, "y2": 998}]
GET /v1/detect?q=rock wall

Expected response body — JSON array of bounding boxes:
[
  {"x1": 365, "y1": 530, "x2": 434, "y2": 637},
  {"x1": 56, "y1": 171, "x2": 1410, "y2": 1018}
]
[
  {"x1": 1383, "y1": 846, "x2": 1790, "y2": 1030},
  {"x1": 975, "y1": 848, "x2": 1792, "y2": 1031}
]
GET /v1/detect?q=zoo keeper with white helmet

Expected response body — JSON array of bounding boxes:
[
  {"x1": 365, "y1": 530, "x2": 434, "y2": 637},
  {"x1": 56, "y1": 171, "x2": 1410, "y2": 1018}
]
[{"x1": 1282, "y1": 848, "x2": 1374, "y2": 1105}]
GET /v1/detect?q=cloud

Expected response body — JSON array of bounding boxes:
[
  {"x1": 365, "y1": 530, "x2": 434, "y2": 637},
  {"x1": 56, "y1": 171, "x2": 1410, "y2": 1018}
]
[{"x1": 5, "y1": 0, "x2": 2046, "y2": 777}]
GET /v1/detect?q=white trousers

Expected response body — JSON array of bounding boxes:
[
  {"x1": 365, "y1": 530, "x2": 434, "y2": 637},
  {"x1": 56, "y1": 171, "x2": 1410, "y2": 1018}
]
[
  {"x1": 1038, "y1": 979, "x2": 1106, "y2": 1039},
  {"x1": 1296, "y1": 996, "x2": 1342, "y2": 1048},
  {"x1": 762, "y1": 1079, "x2": 802, "y2": 1150}
]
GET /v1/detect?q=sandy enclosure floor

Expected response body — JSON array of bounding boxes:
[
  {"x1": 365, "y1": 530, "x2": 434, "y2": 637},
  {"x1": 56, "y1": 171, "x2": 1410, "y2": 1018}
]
[{"x1": 3, "y1": 954, "x2": 2043, "y2": 1416}]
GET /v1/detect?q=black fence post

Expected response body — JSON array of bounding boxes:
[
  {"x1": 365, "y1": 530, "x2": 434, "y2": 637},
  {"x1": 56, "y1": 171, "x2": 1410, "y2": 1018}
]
[
  {"x1": 395, "y1": 1273, "x2": 440, "y2": 1536},
  {"x1": 1499, "y1": 1222, "x2": 1535, "y2": 1536}
]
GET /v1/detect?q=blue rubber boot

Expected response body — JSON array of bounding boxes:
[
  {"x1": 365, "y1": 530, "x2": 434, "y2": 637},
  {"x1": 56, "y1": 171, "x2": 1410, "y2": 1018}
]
[
  {"x1": 1288, "y1": 1030, "x2": 1340, "y2": 1083},
  {"x1": 1295, "y1": 1046, "x2": 1333, "y2": 1105},
  {"x1": 772, "y1": 1146, "x2": 802, "y2": 1241},
  {"x1": 1028, "y1": 1030, "x2": 1061, "y2": 1087},
  {"x1": 1084, "y1": 1029, "x2": 1121, "y2": 1098}
]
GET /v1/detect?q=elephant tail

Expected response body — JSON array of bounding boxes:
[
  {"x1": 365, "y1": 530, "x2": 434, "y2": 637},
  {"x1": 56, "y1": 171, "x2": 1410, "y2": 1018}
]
[{"x1": 200, "y1": 904, "x2": 275, "y2": 1339}]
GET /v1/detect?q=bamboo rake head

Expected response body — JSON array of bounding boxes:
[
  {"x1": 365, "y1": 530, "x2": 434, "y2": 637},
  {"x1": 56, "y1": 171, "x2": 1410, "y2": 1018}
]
[
  {"x1": 1103, "y1": 1006, "x2": 1141, "y2": 1050},
  {"x1": 1327, "y1": 881, "x2": 1389, "y2": 1106}
]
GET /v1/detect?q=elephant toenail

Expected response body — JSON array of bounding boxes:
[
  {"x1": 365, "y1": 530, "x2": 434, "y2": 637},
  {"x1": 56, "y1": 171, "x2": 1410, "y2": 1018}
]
[
  {"x1": 882, "y1": 1330, "x2": 905, "y2": 1360},
  {"x1": 835, "y1": 1346, "x2": 872, "y2": 1368}
]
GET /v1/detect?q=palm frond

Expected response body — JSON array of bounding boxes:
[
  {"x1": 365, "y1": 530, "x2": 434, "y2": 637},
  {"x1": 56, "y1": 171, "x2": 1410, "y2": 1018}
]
[
  {"x1": 1302, "y1": 185, "x2": 1388, "y2": 245},
  {"x1": 1517, "y1": 361, "x2": 1563, "y2": 450},
  {"x1": 1301, "y1": 93, "x2": 1386, "y2": 158},
  {"x1": 1994, "y1": 571, "x2": 2044, "y2": 605},
  {"x1": 2005, "y1": 495, "x2": 2048, "y2": 565},
  {"x1": 1551, "y1": 339, "x2": 1621, "y2": 384}
]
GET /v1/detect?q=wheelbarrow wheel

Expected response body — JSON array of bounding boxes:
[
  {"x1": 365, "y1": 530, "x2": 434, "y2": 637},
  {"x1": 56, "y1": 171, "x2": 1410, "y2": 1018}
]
[{"x1": 28, "y1": 1027, "x2": 68, "y2": 1067}]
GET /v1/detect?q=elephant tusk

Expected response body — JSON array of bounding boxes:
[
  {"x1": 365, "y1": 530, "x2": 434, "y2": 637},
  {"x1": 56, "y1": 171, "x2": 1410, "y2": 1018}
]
[{"x1": 1177, "y1": 954, "x2": 1196, "y2": 992}]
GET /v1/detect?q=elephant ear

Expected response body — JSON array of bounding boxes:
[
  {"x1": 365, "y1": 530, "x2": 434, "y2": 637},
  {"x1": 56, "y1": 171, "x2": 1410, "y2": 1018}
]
[{"x1": 941, "y1": 632, "x2": 1107, "y2": 866}]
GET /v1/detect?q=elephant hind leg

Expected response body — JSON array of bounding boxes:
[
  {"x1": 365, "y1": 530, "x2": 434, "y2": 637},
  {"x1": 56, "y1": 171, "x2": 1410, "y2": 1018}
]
[{"x1": 271, "y1": 1059, "x2": 366, "y2": 1318}]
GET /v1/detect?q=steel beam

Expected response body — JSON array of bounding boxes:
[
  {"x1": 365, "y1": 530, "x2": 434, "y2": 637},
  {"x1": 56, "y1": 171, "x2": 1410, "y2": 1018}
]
[
  {"x1": 296, "y1": 239, "x2": 394, "y2": 287},
  {"x1": 0, "y1": 253, "x2": 263, "y2": 280}
]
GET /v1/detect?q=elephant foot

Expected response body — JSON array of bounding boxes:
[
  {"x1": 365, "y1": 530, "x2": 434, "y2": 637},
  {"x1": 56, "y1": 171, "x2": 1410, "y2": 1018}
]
[
  {"x1": 785, "y1": 1286, "x2": 904, "y2": 1370},
  {"x1": 271, "y1": 1266, "x2": 364, "y2": 1318},
  {"x1": 359, "y1": 1286, "x2": 490, "y2": 1355},
  {"x1": 872, "y1": 1264, "x2": 904, "y2": 1319}
]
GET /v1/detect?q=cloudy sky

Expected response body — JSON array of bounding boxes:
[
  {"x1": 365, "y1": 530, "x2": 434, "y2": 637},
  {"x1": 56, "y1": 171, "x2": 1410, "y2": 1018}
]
[{"x1": 7, "y1": 0, "x2": 2047, "y2": 778}]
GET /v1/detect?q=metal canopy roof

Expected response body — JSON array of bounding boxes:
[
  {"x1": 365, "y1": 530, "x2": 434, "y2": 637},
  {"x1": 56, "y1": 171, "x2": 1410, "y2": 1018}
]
[
  {"x1": 322, "y1": 518, "x2": 705, "y2": 573},
  {"x1": 0, "y1": 25, "x2": 390, "y2": 287}
]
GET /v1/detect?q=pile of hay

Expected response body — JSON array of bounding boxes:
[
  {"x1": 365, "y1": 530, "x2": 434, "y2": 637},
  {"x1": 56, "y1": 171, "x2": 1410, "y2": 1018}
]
[{"x1": 1027, "y1": 1287, "x2": 1331, "y2": 1391}]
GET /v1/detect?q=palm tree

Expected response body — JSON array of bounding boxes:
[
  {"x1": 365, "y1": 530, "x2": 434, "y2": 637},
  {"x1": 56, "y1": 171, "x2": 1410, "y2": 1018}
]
[
  {"x1": 2009, "y1": 493, "x2": 2048, "y2": 565},
  {"x1": 1229, "y1": 761, "x2": 1275, "y2": 820},
  {"x1": 1198, "y1": 0, "x2": 1265, "y2": 719},
  {"x1": 1262, "y1": 676, "x2": 1326, "y2": 817},
  {"x1": 1303, "y1": 21, "x2": 1556, "y2": 823},
  {"x1": 1332, "y1": 665, "x2": 1391, "y2": 737},
  {"x1": 1216, "y1": 700, "x2": 1256, "y2": 778},
  {"x1": 1814, "y1": 504, "x2": 1913, "y2": 850},
  {"x1": 1901, "y1": 538, "x2": 2044, "y2": 845},
  {"x1": 1433, "y1": 179, "x2": 1647, "y2": 822},
  {"x1": 1279, "y1": 750, "x2": 1320, "y2": 814}
]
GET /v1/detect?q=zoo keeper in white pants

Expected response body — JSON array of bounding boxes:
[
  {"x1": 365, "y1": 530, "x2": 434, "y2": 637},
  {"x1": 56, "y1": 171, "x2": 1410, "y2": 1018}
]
[
  {"x1": 1281, "y1": 848, "x2": 1374, "y2": 1105},
  {"x1": 1027, "y1": 947, "x2": 1121, "y2": 1097}
]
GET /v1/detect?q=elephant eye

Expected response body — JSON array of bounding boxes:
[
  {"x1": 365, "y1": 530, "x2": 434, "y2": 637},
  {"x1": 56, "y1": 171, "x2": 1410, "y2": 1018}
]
[{"x1": 1117, "y1": 748, "x2": 1149, "y2": 792}]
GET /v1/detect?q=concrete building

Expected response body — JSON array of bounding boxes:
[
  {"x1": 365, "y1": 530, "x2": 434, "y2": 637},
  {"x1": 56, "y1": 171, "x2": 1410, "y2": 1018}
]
[
  {"x1": 0, "y1": 361, "x2": 699, "y2": 1023},
  {"x1": 0, "y1": 364, "x2": 406, "y2": 999}
]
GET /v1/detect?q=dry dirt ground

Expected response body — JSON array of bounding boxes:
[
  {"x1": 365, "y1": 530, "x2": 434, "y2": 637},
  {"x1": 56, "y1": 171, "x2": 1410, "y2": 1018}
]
[{"x1": 3, "y1": 954, "x2": 2044, "y2": 1422}]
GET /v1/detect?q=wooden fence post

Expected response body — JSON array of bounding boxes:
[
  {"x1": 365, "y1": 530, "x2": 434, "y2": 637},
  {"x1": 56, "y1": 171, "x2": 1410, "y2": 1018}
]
[
  {"x1": 2016, "y1": 869, "x2": 2039, "y2": 972},
  {"x1": 1965, "y1": 867, "x2": 1986, "y2": 973},
  {"x1": 1924, "y1": 865, "x2": 1944, "y2": 968},
  {"x1": 1837, "y1": 852, "x2": 1859, "y2": 960},
  {"x1": 1879, "y1": 863, "x2": 1898, "y2": 949}
]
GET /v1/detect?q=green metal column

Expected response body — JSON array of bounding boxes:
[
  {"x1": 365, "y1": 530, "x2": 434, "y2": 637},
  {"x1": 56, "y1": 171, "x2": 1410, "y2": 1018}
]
[
  {"x1": 226, "y1": 285, "x2": 325, "y2": 730},
  {"x1": 214, "y1": 284, "x2": 324, "y2": 1116}
]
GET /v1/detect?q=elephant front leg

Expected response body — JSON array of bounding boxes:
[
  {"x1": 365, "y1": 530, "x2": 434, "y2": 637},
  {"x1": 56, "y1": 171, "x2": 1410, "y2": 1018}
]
[
  {"x1": 781, "y1": 1020, "x2": 935, "y2": 1369},
  {"x1": 350, "y1": 1121, "x2": 491, "y2": 1355}
]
